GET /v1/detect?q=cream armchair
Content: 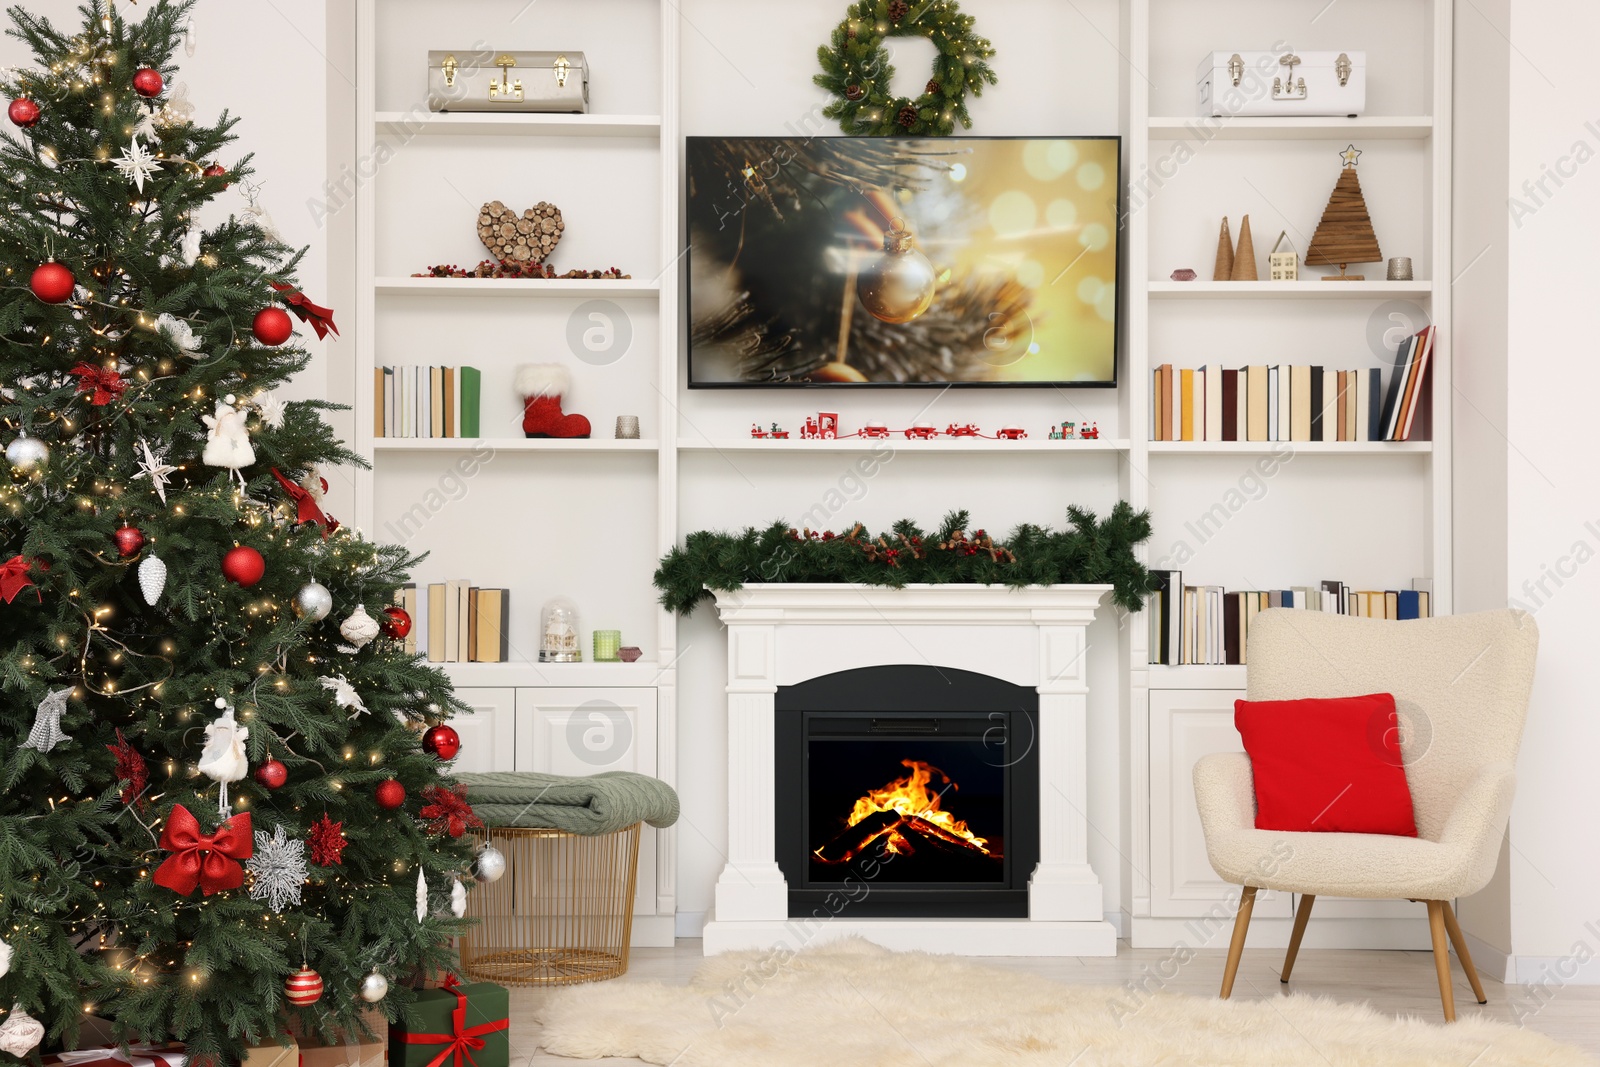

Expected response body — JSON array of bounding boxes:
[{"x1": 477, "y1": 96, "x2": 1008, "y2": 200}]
[{"x1": 1193, "y1": 608, "x2": 1539, "y2": 1021}]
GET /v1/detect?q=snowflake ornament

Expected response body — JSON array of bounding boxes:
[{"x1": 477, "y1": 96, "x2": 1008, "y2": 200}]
[
  {"x1": 132, "y1": 438, "x2": 178, "y2": 503},
  {"x1": 253, "y1": 390, "x2": 287, "y2": 430},
  {"x1": 113, "y1": 135, "x2": 161, "y2": 193},
  {"x1": 247, "y1": 824, "x2": 306, "y2": 913}
]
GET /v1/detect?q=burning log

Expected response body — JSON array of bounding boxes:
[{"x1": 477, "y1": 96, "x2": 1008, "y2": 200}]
[
  {"x1": 902, "y1": 815, "x2": 1001, "y2": 861},
  {"x1": 814, "y1": 809, "x2": 903, "y2": 865}
]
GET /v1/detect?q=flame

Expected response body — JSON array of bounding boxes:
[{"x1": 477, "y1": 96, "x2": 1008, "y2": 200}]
[{"x1": 814, "y1": 759, "x2": 995, "y2": 864}]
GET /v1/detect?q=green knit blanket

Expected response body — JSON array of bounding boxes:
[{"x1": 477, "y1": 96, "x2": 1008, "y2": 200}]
[{"x1": 457, "y1": 771, "x2": 679, "y2": 836}]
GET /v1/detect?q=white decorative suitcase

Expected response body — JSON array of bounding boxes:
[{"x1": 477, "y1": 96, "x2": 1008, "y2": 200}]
[
  {"x1": 1197, "y1": 51, "x2": 1366, "y2": 118},
  {"x1": 427, "y1": 49, "x2": 590, "y2": 113}
]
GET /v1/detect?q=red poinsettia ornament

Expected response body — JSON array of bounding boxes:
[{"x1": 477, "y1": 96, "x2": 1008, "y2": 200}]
[
  {"x1": 308, "y1": 812, "x2": 346, "y2": 866},
  {"x1": 70, "y1": 362, "x2": 127, "y2": 406},
  {"x1": 419, "y1": 784, "x2": 483, "y2": 839},
  {"x1": 106, "y1": 728, "x2": 147, "y2": 805}
]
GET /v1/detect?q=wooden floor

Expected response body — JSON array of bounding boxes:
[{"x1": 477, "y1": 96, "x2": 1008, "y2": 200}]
[{"x1": 504, "y1": 939, "x2": 1600, "y2": 1064}]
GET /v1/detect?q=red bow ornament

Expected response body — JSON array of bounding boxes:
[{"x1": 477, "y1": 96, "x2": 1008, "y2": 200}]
[
  {"x1": 70, "y1": 362, "x2": 127, "y2": 406},
  {"x1": 0, "y1": 555, "x2": 45, "y2": 604},
  {"x1": 270, "y1": 282, "x2": 339, "y2": 340},
  {"x1": 270, "y1": 467, "x2": 340, "y2": 538},
  {"x1": 153, "y1": 804, "x2": 253, "y2": 896},
  {"x1": 399, "y1": 974, "x2": 508, "y2": 1067}
]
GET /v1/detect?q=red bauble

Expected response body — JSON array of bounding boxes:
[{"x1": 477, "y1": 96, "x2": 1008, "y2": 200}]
[
  {"x1": 30, "y1": 261, "x2": 75, "y2": 304},
  {"x1": 375, "y1": 779, "x2": 406, "y2": 810},
  {"x1": 422, "y1": 724, "x2": 461, "y2": 762},
  {"x1": 112, "y1": 524, "x2": 146, "y2": 557},
  {"x1": 254, "y1": 759, "x2": 288, "y2": 790},
  {"x1": 380, "y1": 605, "x2": 413, "y2": 639},
  {"x1": 221, "y1": 545, "x2": 265, "y2": 587},
  {"x1": 252, "y1": 306, "x2": 294, "y2": 347},
  {"x1": 202, "y1": 163, "x2": 228, "y2": 181},
  {"x1": 284, "y1": 966, "x2": 323, "y2": 1006},
  {"x1": 8, "y1": 98, "x2": 40, "y2": 128},
  {"x1": 132, "y1": 67, "x2": 164, "y2": 99}
]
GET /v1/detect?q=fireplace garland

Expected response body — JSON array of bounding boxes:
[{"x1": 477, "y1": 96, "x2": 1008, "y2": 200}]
[{"x1": 654, "y1": 503, "x2": 1156, "y2": 615}]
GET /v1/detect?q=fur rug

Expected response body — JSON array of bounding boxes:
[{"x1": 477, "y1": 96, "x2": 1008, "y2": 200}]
[{"x1": 536, "y1": 938, "x2": 1596, "y2": 1066}]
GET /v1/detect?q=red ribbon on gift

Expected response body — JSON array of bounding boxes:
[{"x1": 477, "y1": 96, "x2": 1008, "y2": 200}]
[
  {"x1": 270, "y1": 467, "x2": 340, "y2": 538},
  {"x1": 270, "y1": 282, "x2": 340, "y2": 340},
  {"x1": 153, "y1": 804, "x2": 253, "y2": 896},
  {"x1": 400, "y1": 974, "x2": 508, "y2": 1067},
  {"x1": 0, "y1": 555, "x2": 44, "y2": 604},
  {"x1": 70, "y1": 362, "x2": 127, "y2": 406}
]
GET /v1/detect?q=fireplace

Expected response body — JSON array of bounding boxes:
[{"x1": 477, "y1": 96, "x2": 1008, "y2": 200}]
[{"x1": 775, "y1": 666, "x2": 1039, "y2": 918}]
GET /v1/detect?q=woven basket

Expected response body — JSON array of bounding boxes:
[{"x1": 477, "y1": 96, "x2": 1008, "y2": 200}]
[{"x1": 460, "y1": 823, "x2": 641, "y2": 986}]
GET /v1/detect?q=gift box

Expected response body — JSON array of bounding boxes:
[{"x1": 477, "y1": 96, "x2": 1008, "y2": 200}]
[
  {"x1": 241, "y1": 1040, "x2": 298, "y2": 1067},
  {"x1": 46, "y1": 1046, "x2": 188, "y2": 1067},
  {"x1": 389, "y1": 976, "x2": 508, "y2": 1067},
  {"x1": 294, "y1": 1010, "x2": 386, "y2": 1067}
]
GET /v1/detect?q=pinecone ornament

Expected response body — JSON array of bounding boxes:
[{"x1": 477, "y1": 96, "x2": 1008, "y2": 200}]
[
  {"x1": 897, "y1": 104, "x2": 918, "y2": 129},
  {"x1": 845, "y1": 84, "x2": 865, "y2": 101},
  {"x1": 888, "y1": 0, "x2": 909, "y2": 22},
  {"x1": 925, "y1": 79, "x2": 940, "y2": 96}
]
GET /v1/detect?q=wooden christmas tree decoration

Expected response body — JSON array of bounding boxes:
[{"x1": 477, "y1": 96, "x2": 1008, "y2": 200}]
[
  {"x1": 1212, "y1": 217, "x2": 1234, "y2": 281},
  {"x1": 1230, "y1": 214, "x2": 1259, "y2": 281},
  {"x1": 1307, "y1": 145, "x2": 1382, "y2": 281}
]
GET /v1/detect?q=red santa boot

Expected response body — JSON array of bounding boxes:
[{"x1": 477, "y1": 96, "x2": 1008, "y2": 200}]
[{"x1": 517, "y1": 364, "x2": 591, "y2": 439}]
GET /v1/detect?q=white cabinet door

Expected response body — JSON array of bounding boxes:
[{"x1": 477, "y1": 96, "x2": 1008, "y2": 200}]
[
  {"x1": 448, "y1": 688, "x2": 516, "y2": 773},
  {"x1": 514, "y1": 688, "x2": 658, "y2": 916},
  {"x1": 1149, "y1": 689, "x2": 1291, "y2": 919}
]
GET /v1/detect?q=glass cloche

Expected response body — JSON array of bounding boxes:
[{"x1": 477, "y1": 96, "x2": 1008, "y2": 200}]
[{"x1": 540, "y1": 596, "x2": 582, "y2": 663}]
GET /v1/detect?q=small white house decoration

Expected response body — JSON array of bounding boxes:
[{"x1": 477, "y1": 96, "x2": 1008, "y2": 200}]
[{"x1": 1269, "y1": 231, "x2": 1299, "y2": 281}]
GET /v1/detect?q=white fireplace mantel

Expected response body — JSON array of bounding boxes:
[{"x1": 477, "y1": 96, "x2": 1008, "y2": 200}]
[{"x1": 702, "y1": 583, "x2": 1117, "y2": 957}]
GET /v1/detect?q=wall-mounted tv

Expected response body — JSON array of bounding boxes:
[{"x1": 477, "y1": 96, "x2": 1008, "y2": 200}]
[{"x1": 686, "y1": 135, "x2": 1121, "y2": 388}]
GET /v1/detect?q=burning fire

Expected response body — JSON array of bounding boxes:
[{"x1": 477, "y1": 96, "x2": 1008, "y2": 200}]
[{"x1": 813, "y1": 759, "x2": 997, "y2": 865}]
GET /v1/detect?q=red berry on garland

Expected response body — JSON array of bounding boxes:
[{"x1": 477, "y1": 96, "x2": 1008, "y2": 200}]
[
  {"x1": 422, "y1": 724, "x2": 460, "y2": 762},
  {"x1": 380, "y1": 605, "x2": 412, "y2": 639},
  {"x1": 375, "y1": 779, "x2": 406, "y2": 810},
  {"x1": 30, "y1": 261, "x2": 75, "y2": 303},
  {"x1": 132, "y1": 67, "x2": 164, "y2": 99},
  {"x1": 252, "y1": 306, "x2": 294, "y2": 347},
  {"x1": 221, "y1": 545, "x2": 265, "y2": 587},
  {"x1": 254, "y1": 758, "x2": 287, "y2": 790},
  {"x1": 8, "y1": 98, "x2": 40, "y2": 128},
  {"x1": 112, "y1": 524, "x2": 146, "y2": 557},
  {"x1": 284, "y1": 966, "x2": 323, "y2": 1006}
]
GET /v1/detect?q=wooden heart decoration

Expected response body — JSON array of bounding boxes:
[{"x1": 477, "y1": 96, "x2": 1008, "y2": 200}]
[{"x1": 478, "y1": 200, "x2": 565, "y2": 264}]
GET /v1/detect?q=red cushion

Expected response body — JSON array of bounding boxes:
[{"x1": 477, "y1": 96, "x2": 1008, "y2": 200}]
[{"x1": 1234, "y1": 693, "x2": 1418, "y2": 836}]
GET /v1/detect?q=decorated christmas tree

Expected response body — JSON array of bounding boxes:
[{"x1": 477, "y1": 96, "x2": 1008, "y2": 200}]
[{"x1": 0, "y1": 3, "x2": 481, "y2": 1064}]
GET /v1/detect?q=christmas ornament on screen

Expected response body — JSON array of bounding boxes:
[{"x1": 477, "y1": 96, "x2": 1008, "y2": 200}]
[
  {"x1": 248, "y1": 824, "x2": 306, "y2": 913},
  {"x1": 132, "y1": 438, "x2": 177, "y2": 501},
  {"x1": 284, "y1": 966, "x2": 323, "y2": 1007},
  {"x1": 132, "y1": 66, "x2": 164, "y2": 98},
  {"x1": 113, "y1": 524, "x2": 146, "y2": 557},
  {"x1": 252, "y1": 306, "x2": 293, "y2": 347},
  {"x1": 7, "y1": 97, "x2": 39, "y2": 128},
  {"x1": 254, "y1": 758, "x2": 287, "y2": 790},
  {"x1": 138, "y1": 553, "x2": 167, "y2": 605},
  {"x1": 153, "y1": 805, "x2": 252, "y2": 896},
  {"x1": 155, "y1": 312, "x2": 203, "y2": 358},
  {"x1": 221, "y1": 545, "x2": 265, "y2": 586},
  {"x1": 293, "y1": 580, "x2": 333, "y2": 621},
  {"x1": 1307, "y1": 144, "x2": 1383, "y2": 281},
  {"x1": 0, "y1": 937, "x2": 9, "y2": 977},
  {"x1": 476, "y1": 844, "x2": 507, "y2": 883},
  {"x1": 202, "y1": 162, "x2": 227, "y2": 181},
  {"x1": 0, "y1": 555, "x2": 43, "y2": 604},
  {"x1": 415, "y1": 868, "x2": 428, "y2": 922},
  {"x1": 6, "y1": 433, "x2": 49, "y2": 471},
  {"x1": 272, "y1": 467, "x2": 338, "y2": 537},
  {"x1": 856, "y1": 219, "x2": 937, "y2": 324},
  {"x1": 0, "y1": 1004, "x2": 45, "y2": 1056},
  {"x1": 253, "y1": 390, "x2": 288, "y2": 429},
  {"x1": 180, "y1": 226, "x2": 202, "y2": 266},
  {"x1": 199, "y1": 698, "x2": 249, "y2": 815},
  {"x1": 270, "y1": 281, "x2": 340, "y2": 339},
  {"x1": 381, "y1": 605, "x2": 412, "y2": 639},
  {"x1": 337, "y1": 604, "x2": 381, "y2": 652},
  {"x1": 108, "y1": 729, "x2": 148, "y2": 805},
  {"x1": 308, "y1": 813, "x2": 346, "y2": 867},
  {"x1": 19, "y1": 687, "x2": 72, "y2": 753},
  {"x1": 113, "y1": 135, "x2": 160, "y2": 193},
  {"x1": 30, "y1": 261, "x2": 74, "y2": 303},
  {"x1": 420, "y1": 784, "x2": 482, "y2": 839},
  {"x1": 360, "y1": 970, "x2": 389, "y2": 1004},
  {"x1": 422, "y1": 723, "x2": 461, "y2": 761},
  {"x1": 202, "y1": 395, "x2": 256, "y2": 472},
  {"x1": 321, "y1": 674, "x2": 368, "y2": 717},
  {"x1": 450, "y1": 876, "x2": 467, "y2": 918},
  {"x1": 71, "y1": 362, "x2": 127, "y2": 406},
  {"x1": 375, "y1": 779, "x2": 406, "y2": 810}
]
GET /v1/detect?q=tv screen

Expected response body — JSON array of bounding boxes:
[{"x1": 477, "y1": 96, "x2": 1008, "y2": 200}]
[{"x1": 686, "y1": 136, "x2": 1120, "y2": 388}]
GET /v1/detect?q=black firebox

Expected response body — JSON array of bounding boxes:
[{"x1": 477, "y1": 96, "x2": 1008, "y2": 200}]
[{"x1": 775, "y1": 665, "x2": 1040, "y2": 918}]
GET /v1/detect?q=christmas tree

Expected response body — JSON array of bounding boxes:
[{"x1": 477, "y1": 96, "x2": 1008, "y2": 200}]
[
  {"x1": 1306, "y1": 144, "x2": 1383, "y2": 280},
  {"x1": 0, "y1": 3, "x2": 479, "y2": 1064}
]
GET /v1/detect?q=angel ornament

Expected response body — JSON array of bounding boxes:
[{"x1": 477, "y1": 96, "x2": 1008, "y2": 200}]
[
  {"x1": 202, "y1": 394, "x2": 255, "y2": 483},
  {"x1": 199, "y1": 697, "x2": 249, "y2": 815}
]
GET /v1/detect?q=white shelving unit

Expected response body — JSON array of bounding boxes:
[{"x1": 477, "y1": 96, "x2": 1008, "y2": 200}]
[
  {"x1": 351, "y1": 0, "x2": 680, "y2": 947},
  {"x1": 1124, "y1": 0, "x2": 1452, "y2": 949}
]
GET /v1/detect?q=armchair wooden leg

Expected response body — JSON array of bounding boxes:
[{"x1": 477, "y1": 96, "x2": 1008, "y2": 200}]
[
  {"x1": 1220, "y1": 886, "x2": 1257, "y2": 999},
  {"x1": 1281, "y1": 894, "x2": 1316, "y2": 983},
  {"x1": 1441, "y1": 901, "x2": 1489, "y2": 1005},
  {"x1": 1426, "y1": 900, "x2": 1458, "y2": 1022}
]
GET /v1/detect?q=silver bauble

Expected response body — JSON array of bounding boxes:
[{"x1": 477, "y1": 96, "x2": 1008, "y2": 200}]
[
  {"x1": 359, "y1": 970, "x2": 388, "y2": 1003},
  {"x1": 293, "y1": 581, "x2": 333, "y2": 622},
  {"x1": 338, "y1": 603, "x2": 381, "y2": 651},
  {"x1": 476, "y1": 845, "x2": 507, "y2": 883},
  {"x1": 5, "y1": 434, "x2": 49, "y2": 471}
]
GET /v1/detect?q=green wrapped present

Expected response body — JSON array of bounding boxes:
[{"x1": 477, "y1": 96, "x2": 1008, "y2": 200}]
[{"x1": 390, "y1": 975, "x2": 510, "y2": 1067}]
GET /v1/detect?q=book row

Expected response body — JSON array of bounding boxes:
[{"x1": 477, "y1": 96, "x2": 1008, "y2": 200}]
[
  {"x1": 1151, "y1": 326, "x2": 1435, "y2": 443},
  {"x1": 1146, "y1": 572, "x2": 1435, "y2": 666},
  {"x1": 425, "y1": 581, "x2": 510, "y2": 663},
  {"x1": 374, "y1": 366, "x2": 483, "y2": 439}
]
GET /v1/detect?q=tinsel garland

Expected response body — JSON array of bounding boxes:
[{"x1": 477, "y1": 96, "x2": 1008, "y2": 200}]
[{"x1": 654, "y1": 504, "x2": 1157, "y2": 615}]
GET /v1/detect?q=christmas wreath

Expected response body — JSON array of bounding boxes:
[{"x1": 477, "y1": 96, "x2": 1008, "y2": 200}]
[{"x1": 814, "y1": 0, "x2": 997, "y2": 136}]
